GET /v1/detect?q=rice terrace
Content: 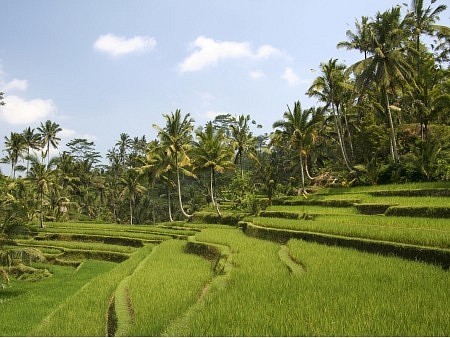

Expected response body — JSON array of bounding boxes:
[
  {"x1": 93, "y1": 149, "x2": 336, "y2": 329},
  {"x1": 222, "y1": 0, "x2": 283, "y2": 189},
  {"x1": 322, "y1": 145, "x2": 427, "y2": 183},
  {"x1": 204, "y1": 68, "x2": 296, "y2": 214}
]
[{"x1": 1, "y1": 0, "x2": 450, "y2": 337}]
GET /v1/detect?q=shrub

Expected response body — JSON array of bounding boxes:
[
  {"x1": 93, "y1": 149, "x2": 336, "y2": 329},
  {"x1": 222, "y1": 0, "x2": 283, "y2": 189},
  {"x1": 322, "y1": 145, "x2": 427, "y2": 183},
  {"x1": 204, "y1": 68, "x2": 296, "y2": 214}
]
[
  {"x1": 354, "y1": 203, "x2": 396, "y2": 215},
  {"x1": 258, "y1": 211, "x2": 299, "y2": 219},
  {"x1": 385, "y1": 206, "x2": 450, "y2": 218}
]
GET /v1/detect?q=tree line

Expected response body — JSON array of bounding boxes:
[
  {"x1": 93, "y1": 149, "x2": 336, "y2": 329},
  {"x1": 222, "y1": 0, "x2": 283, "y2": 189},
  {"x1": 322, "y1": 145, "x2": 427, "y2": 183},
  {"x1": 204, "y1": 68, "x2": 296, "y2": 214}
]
[{"x1": 0, "y1": 1, "x2": 449, "y2": 229}]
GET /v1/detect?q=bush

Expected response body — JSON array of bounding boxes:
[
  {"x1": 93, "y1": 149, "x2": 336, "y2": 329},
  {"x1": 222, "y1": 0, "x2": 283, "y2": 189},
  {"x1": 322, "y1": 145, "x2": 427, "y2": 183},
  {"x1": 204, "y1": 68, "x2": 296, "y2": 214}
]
[
  {"x1": 192, "y1": 212, "x2": 247, "y2": 226},
  {"x1": 385, "y1": 206, "x2": 450, "y2": 218},
  {"x1": 355, "y1": 203, "x2": 396, "y2": 215},
  {"x1": 258, "y1": 211, "x2": 299, "y2": 219}
]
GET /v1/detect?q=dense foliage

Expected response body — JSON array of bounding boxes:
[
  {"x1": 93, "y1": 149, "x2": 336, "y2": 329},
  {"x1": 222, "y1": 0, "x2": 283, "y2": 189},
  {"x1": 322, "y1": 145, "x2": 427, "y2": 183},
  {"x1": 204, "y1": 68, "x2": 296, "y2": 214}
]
[{"x1": 1, "y1": 1, "x2": 449, "y2": 225}]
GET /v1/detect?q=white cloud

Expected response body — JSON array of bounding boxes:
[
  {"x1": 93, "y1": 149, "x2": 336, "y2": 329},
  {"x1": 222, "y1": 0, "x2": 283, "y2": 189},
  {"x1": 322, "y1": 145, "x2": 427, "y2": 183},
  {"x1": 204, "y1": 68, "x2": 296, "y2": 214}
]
[
  {"x1": 249, "y1": 70, "x2": 266, "y2": 79},
  {"x1": 3, "y1": 79, "x2": 28, "y2": 92},
  {"x1": 179, "y1": 36, "x2": 281, "y2": 72},
  {"x1": 93, "y1": 33, "x2": 157, "y2": 56},
  {"x1": 281, "y1": 67, "x2": 300, "y2": 86},
  {"x1": 0, "y1": 95, "x2": 56, "y2": 124}
]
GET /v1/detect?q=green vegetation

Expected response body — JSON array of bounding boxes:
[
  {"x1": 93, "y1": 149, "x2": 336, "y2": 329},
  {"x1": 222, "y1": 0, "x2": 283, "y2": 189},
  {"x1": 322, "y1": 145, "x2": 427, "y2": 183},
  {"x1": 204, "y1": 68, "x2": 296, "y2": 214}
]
[
  {"x1": 164, "y1": 229, "x2": 449, "y2": 336},
  {"x1": 0, "y1": 260, "x2": 116, "y2": 336},
  {"x1": 31, "y1": 245, "x2": 153, "y2": 336},
  {"x1": 0, "y1": 0, "x2": 449, "y2": 336}
]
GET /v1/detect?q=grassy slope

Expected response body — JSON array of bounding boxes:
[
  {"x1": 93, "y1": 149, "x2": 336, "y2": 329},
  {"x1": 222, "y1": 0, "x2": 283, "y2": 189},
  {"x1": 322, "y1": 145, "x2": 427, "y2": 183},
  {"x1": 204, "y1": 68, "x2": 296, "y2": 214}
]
[
  {"x1": 0, "y1": 260, "x2": 116, "y2": 336},
  {"x1": 165, "y1": 228, "x2": 449, "y2": 336}
]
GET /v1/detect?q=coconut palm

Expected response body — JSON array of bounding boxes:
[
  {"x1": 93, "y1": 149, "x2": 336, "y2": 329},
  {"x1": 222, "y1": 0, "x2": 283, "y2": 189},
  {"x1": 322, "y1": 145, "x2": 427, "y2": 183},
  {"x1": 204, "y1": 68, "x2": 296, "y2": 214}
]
[
  {"x1": 120, "y1": 168, "x2": 146, "y2": 225},
  {"x1": 3, "y1": 132, "x2": 26, "y2": 179},
  {"x1": 27, "y1": 155, "x2": 56, "y2": 228},
  {"x1": 308, "y1": 58, "x2": 353, "y2": 170},
  {"x1": 37, "y1": 120, "x2": 62, "y2": 165},
  {"x1": 229, "y1": 114, "x2": 257, "y2": 178},
  {"x1": 349, "y1": 7, "x2": 416, "y2": 162},
  {"x1": 22, "y1": 127, "x2": 41, "y2": 174},
  {"x1": 115, "y1": 133, "x2": 132, "y2": 167},
  {"x1": 272, "y1": 101, "x2": 323, "y2": 195},
  {"x1": 193, "y1": 121, "x2": 234, "y2": 217},
  {"x1": 337, "y1": 16, "x2": 371, "y2": 59},
  {"x1": 153, "y1": 109, "x2": 195, "y2": 219}
]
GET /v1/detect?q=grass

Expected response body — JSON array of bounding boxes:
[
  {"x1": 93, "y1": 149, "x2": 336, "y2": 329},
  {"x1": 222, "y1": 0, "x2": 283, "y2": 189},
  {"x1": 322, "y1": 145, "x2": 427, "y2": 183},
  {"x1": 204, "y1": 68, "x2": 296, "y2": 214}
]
[
  {"x1": 163, "y1": 228, "x2": 449, "y2": 336},
  {"x1": 252, "y1": 215, "x2": 450, "y2": 249},
  {"x1": 127, "y1": 239, "x2": 213, "y2": 336},
  {"x1": 16, "y1": 239, "x2": 138, "y2": 254},
  {"x1": 31, "y1": 245, "x2": 154, "y2": 336},
  {"x1": 0, "y1": 260, "x2": 116, "y2": 336}
]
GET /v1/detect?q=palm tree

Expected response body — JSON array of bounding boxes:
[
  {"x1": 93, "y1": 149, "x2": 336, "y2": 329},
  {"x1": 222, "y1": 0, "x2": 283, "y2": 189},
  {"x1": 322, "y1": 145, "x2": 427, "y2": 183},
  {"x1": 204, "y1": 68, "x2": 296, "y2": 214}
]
[
  {"x1": 120, "y1": 168, "x2": 146, "y2": 225},
  {"x1": 193, "y1": 121, "x2": 234, "y2": 217},
  {"x1": 153, "y1": 109, "x2": 195, "y2": 219},
  {"x1": 272, "y1": 101, "x2": 323, "y2": 195},
  {"x1": 229, "y1": 114, "x2": 257, "y2": 178},
  {"x1": 337, "y1": 16, "x2": 371, "y2": 59},
  {"x1": 37, "y1": 120, "x2": 62, "y2": 165},
  {"x1": 308, "y1": 59, "x2": 353, "y2": 170},
  {"x1": 3, "y1": 132, "x2": 26, "y2": 179},
  {"x1": 115, "y1": 133, "x2": 132, "y2": 166},
  {"x1": 349, "y1": 7, "x2": 416, "y2": 162},
  {"x1": 407, "y1": 0, "x2": 448, "y2": 55},
  {"x1": 27, "y1": 155, "x2": 56, "y2": 228},
  {"x1": 22, "y1": 127, "x2": 41, "y2": 174}
]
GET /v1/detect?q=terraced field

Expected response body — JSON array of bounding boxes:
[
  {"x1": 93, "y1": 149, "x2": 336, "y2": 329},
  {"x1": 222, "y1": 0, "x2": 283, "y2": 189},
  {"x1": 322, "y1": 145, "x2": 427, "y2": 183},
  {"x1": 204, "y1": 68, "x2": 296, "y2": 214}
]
[{"x1": 0, "y1": 183, "x2": 449, "y2": 336}]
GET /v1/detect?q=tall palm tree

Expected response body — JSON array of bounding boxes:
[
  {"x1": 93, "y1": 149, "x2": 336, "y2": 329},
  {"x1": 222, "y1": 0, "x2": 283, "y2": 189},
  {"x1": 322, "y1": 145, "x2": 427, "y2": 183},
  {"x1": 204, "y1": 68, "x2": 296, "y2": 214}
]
[
  {"x1": 308, "y1": 58, "x2": 353, "y2": 170},
  {"x1": 337, "y1": 16, "x2": 371, "y2": 59},
  {"x1": 120, "y1": 168, "x2": 146, "y2": 225},
  {"x1": 27, "y1": 155, "x2": 56, "y2": 228},
  {"x1": 229, "y1": 114, "x2": 257, "y2": 178},
  {"x1": 115, "y1": 133, "x2": 132, "y2": 167},
  {"x1": 37, "y1": 120, "x2": 62, "y2": 165},
  {"x1": 349, "y1": 7, "x2": 416, "y2": 162},
  {"x1": 272, "y1": 101, "x2": 323, "y2": 195},
  {"x1": 193, "y1": 121, "x2": 234, "y2": 217},
  {"x1": 3, "y1": 132, "x2": 26, "y2": 179},
  {"x1": 22, "y1": 127, "x2": 41, "y2": 174},
  {"x1": 153, "y1": 109, "x2": 195, "y2": 219}
]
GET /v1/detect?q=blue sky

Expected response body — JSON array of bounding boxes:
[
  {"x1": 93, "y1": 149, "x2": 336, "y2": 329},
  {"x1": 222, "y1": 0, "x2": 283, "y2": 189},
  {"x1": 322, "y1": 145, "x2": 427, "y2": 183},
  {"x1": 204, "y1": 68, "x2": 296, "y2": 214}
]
[{"x1": 1, "y1": 0, "x2": 447, "y2": 164}]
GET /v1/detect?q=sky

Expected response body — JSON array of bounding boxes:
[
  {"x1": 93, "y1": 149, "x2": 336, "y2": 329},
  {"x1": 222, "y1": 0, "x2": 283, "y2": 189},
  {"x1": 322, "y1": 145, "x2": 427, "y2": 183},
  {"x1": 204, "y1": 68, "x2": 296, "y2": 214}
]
[{"x1": 1, "y1": 0, "x2": 448, "y2": 167}]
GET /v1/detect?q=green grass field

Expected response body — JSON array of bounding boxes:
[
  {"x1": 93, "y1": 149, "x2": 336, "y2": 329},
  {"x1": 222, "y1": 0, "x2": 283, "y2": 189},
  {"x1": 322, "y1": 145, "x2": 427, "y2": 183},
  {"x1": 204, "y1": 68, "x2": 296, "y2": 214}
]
[{"x1": 1, "y1": 182, "x2": 449, "y2": 336}]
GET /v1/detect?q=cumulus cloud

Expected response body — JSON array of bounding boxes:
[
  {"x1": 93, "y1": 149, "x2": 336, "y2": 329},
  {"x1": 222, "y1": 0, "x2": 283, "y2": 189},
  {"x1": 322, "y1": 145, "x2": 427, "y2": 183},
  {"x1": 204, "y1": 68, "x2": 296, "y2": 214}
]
[
  {"x1": 93, "y1": 33, "x2": 157, "y2": 56},
  {"x1": 179, "y1": 36, "x2": 281, "y2": 72},
  {"x1": 3, "y1": 79, "x2": 28, "y2": 92},
  {"x1": 249, "y1": 70, "x2": 266, "y2": 79},
  {"x1": 281, "y1": 67, "x2": 300, "y2": 86},
  {"x1": 0, "y1": 95, "x2": 56, "y2": 124}
]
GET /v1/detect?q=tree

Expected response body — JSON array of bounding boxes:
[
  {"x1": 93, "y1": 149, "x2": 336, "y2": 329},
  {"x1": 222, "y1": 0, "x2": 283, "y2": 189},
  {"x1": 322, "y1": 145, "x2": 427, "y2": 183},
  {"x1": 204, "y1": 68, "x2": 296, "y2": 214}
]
[
  {"x1": 272, "y1": 101, "x2": 323, "y2": 195},
  {"x1": 120, "y1": 168, "x2": 146, "y2": 225},
  {"x1": 153, "y1": 109, "x2": 195, "y2": 219},
  {"x1": 308, "y1": 58, "x2": 353, "y2": 170},
  {"x1": 338, "y1": 16, "x2": 371, "y2": 59},
  {"x1": 115, "y1": 133, "x2": 132, "y2": 167},
  {"x1": 3, "y1": 132, "x2": 26, "y2": 179},
  {"x1": 37, "y1": 120, "x2": 62, "y2": 165},
  {"x1": 22, "y1": 127, "x2": 41, "y2": 174},
  {"x1": 229, "y1": 114, "x2": 257, "y2": 178},
  {"x1": 193, "y1": 121, "x2": 234, "y2": 217},
  {"x1": 0, "y1": 92, "x2": 5, "y2": 106},
  {"x1": 348, "y1": 7, "x2": 416, "y2": 162},
  {"x1": 27, "y1": 155, "x2": 56, "y2": 228}
]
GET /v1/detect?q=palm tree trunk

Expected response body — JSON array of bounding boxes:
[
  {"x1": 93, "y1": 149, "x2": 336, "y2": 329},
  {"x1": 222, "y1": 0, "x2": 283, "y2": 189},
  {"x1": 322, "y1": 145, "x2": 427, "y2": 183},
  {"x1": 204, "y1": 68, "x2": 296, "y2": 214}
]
[
  {"x1": 167, "y1": 184, "x2": 173, "y2": 222},
  {"x1": 39, "y1": 190, "x2": 44, "y2": 228},
  {"x1": 175, "y1": 153, "x2": 193, "y2": 219},
  {"x1": 210, "y1": 167, "x2": 221, "y2": 217},
  {"x1": 129, "y1": 197, "x2": 133, "y2": 225},
  {"x1": 383, "y1": 87, "x2": 399, "y2": 162},
  {"x1": 331, "y1": 102, "x2": 352, "y2": 170},
  {"x1": 299, "y1": 150, "x2": 307, "y2": 195}
]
